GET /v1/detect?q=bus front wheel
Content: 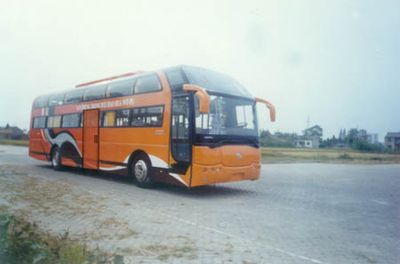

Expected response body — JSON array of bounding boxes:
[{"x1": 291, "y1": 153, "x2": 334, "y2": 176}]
[
  {"x1": 131, "y1": 154, "x2": 153, "y2": 188},
  {"x1": 51, "y1": 146, "x2": 63, "y2": 171}
]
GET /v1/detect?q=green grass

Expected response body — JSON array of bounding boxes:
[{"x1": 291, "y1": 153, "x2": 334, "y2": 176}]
[
  {"x1": 0, "y1": 207, "x2": 122, "y2": 264},
  {"x1": 0, "y1": 140, "x2": 28, "y2": 147},
  {"x1": 262, "y1": 147, "x2": 400, "y2": 164}
]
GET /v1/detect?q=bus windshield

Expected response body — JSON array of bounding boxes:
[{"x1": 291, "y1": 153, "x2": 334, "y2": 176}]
[
  {"x1": 183, "y1": 66, "x2": 253, "y2": 98},
  {"x1": 195, "y1": 95, "x2": 257, "y2": 137}
]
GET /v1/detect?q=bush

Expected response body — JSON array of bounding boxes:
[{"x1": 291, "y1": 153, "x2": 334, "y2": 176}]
[
  {"x1": 259, "y1": 130, "x2": 296, "y2": 148},
  {"x1": 351, "y1": 140, "x2": 384, "y2": 153},
  {"x1": 338, "y1": 153, "x2": 353, "y2": 160},
  {"x1": 0, "y1": 212, "x2": 120, "y2": 264},
  {"x1": 59, "y1": 241, "x2": 90, "y2": 264}
]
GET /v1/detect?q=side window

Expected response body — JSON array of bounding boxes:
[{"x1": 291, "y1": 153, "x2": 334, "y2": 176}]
[
  {"x1": 62, "y1": 113, "x2": 81, "y2": 128},
  {"x1": 101, "y1": 106, "x2": 163, "y2": 127},
  {"x1": 64, "y1": 89, "x2": 85, "y2": 104},
  {"x1": 48, "y1": 93, "x2": 65, "y2": 106},
  {"x1": 131, "y1": 108, "x2": 146, "y2": 127},
  {"x1": 33, "y1": 96, "x2": 49, "y2": 108},
  {"x1": 165, "y1": 69, "x2": 186, "y2": 91},
  {"x1": 84, "y1": 84, "x2": 107, "y2": 101},
  {"x1": 134, "y1": 75, "x2": 161, "y2": 94},
  {"x1": 116, "y1": 109, "x2": 130, "y2": 127},
  {"x1": 102, "y1": 111, "x2": 116, "y2": 127},
  {"x1": 33, "y1": 116, "x2": 47, "y2": 129},
  {"x1": 47, "y1": 116, "x2": 62, "y2": 128},
  {"x1": 107, "y1": 79, "x2": 135, "y2": 98},
  {"x1": 146, "y1": 106, "x2": 163, "y2": 126}
]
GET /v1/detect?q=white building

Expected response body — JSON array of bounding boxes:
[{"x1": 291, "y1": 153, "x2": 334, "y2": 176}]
[
  {"x1": 295, "y1": 137, "x2": 320, "y2": 148},
  {"x1": 366, "y1": 133, "x2": 378, "y2": 144},
  {"x1": 385, "y1": 132, "x2": 400, "y2": 151}
]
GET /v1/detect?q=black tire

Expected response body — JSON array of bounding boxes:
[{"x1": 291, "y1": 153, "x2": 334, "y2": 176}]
[
  {"x1": 131, "y1": 154, "x2": 153, "y2": 188},
  {"x1": 51, "y1": 146, "x2": 63, "y2": 171}
]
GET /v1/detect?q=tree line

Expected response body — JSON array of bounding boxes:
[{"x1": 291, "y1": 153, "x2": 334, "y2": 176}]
[{"x1": 260, "y1": 127, "x2": 387, "y2": 152}]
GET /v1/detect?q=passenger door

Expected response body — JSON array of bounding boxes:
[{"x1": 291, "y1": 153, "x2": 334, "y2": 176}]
[
  {"x1": 83, "y1": 109, "x2": 99, "y2": 169},
  {"x1": 171, "y1": 95, "x2": 192, "y2": 164}
]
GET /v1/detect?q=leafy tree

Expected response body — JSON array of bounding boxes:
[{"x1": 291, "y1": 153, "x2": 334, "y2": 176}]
[
  {"x1": 351, "y1": 140, "x2": 384, "y2": 152},
  {"x1": 320, "y1": 135, "x2": 339, "y2": 148},
  {"x1": 346, "y1": 128, "x2": 359, "y2": 145},
  {"x1": 259, "y1": 130, "x2": 297, "y2": 148}
]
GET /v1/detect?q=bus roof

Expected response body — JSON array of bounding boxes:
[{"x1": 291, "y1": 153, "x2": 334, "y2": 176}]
[
  {"x1": 75, "y1": 71, "x2": 144, "y2": 88},
  {"x1": 33, "y1": 65, "x2": 254, "y2": 108}
]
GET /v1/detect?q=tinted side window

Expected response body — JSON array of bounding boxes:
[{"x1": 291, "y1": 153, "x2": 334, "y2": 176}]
[
  {"x1": 33, "y1": 116, "x2": 47, "y2": 128},
  {"x1": 131, "y1": 108, "x2": 146, "y2": 127},
  {"x1": 146, "y1": 106, "x2": 163, "y2": 126},
  {"x1": 47, "y1": 116, "x2": 62, "y2": 128},
  {"x1": 64, "y1": 89, "x2": 85, "y2": 104},
  {"x1": 102, "y1": 111, "x2": 116, "y2": 127},
  {"x1": 84, "y1": 84, "x2": 107, "y2": 101},
  {"x1": 62, "y1": 114, "x2": 81, "y2": 128},
  {"x1": 131, "y1": 106, "x2": 163, "y2": 127},
  {"x1": 134, "y1": 75, "x2": 161, "y2": 94},
  {"x1": 107, "y1": 79, "x2": 135, "y2": 98},
  {"x1": 165, "y1": 69, "x2": 186, "y2": 91},
  {"x1": 33, "y1": 96, "x2": 49, "y2": 108},
  {"x1": 48, "y1": 93, "x2": 65, "y2": 106},
  {"x1": 116, "y1": 109, "x2": 130, "y2": 127}
]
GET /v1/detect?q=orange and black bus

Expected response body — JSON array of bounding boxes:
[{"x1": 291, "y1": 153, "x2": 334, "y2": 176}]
[{"x1": 29, "y1": 65, "x2": 275, "y2": 188}]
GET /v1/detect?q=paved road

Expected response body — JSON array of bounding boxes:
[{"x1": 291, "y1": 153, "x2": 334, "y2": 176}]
[{"x1": 0, "y1": 145, "x2": 399, "y2": 263}]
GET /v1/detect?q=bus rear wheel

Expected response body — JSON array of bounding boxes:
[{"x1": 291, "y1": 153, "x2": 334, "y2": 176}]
[
  {"x1": 51, "y1": 146, "x2": 63, "y2": 171},
  {"x1": 131, "y1": 154, "x2": 153, "y2": 188}
]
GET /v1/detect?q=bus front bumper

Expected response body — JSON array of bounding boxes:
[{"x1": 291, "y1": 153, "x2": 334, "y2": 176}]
[{"x1": 190, "y1": 163, "x2": 261, "y2": 187}]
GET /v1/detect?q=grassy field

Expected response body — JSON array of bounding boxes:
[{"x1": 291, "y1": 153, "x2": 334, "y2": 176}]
[
  {"x1": 0, "y1": 140, "x2": 28, "y2": 147},
  {"x1": 262, "y1": 147, "x2": 400, "y2": 164}
]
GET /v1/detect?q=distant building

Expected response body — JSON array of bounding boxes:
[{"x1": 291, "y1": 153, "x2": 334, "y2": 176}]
[
  {"x1": 295, "y1": 136, "x2": 320, "y2": 149},
  {"x1": 296, "y1": 124, "x2": 322, "y2": 149},
  {"x1": 303, "y1": 125, "x2": 323, "y2": 138},
  {"x1": 350, "y1": 129, "x2": 379, "y2": 145},
  {"x1": 366, "y1": 133, "x2": 378, "y2": 144},
  {"x1": 385, "y1": 132, "x2": 400, "y2": 151},
  {"x1": 0, "y1": 125, "x2": 24, "y2": 140},
  {"x1": 338, "y1": 129, "x2": 346, "y2": 141}
]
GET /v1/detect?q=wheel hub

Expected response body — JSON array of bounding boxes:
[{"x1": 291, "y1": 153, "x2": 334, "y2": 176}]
[
  {"x1": 52, "y1": 150, "x2": 59, "y2": 167},
  {"x1": 134, "y1": 160, "x2": 147, "y2": 181}
]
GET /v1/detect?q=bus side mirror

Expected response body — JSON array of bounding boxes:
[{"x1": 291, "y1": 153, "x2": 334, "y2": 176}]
[
  {"x1": 183, "y1": 84, "x2": 210, "y2": 113},
  {"x1": 256, "y1": 97, "x2": 276, "y2": 122}
]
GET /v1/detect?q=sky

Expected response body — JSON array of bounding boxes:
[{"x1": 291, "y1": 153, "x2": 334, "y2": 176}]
[{"x1": 0, "y1": 0, "x2": 399, "y2": 140}]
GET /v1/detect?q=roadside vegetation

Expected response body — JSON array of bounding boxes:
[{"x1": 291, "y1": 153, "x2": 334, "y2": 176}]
[
  {"x1": 260, "y1": 126, "x2": 399, "y2": 163},
  {"x1": 262, "y1": 147, "x2": 400, "y2": 164},
  {"x1": 0, "y1": 207, "x2": 123, "y2": 264},
  {"x1": 0, "y1": 140, "x2": 28, "y2": 147}
]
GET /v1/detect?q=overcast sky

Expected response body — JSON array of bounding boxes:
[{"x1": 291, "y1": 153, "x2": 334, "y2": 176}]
[{"x1": 0, "y1": 0, "x2": 399, "y2": 140}]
